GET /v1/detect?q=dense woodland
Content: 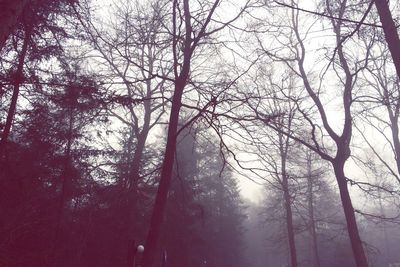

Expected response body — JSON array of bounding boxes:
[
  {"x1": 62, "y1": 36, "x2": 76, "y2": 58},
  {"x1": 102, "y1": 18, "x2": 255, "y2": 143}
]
[{"x1": 1, "y1": 0, "x2": 400, "y2": 266}]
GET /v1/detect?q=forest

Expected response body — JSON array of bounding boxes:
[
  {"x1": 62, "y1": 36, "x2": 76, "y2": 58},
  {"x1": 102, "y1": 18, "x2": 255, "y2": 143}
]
[{"x1": 1, "y1": 0, "x2": 400, "y2": 266}]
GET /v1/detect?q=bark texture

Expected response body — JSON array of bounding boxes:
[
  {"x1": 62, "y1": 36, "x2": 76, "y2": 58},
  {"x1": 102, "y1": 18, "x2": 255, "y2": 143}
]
[
  {"x1": 333, "y1": 159, "x2": 368, "y2": 267},
  {"x1": 306, "y1": 153, "x2": 321, "y2": 267},
  {"x1": 280, "y1": 133, "x2": 298, "y2": 267},
  {"x1": 375, "y1": 0, "x2": 400, "y2": 78}
]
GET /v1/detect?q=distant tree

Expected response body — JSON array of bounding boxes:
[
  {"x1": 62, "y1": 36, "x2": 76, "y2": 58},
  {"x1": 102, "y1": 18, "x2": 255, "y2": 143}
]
[
  {"x1": 73, "y1": 3, "x2": 170, "y2": 263},
  {"x1": 160, "y1": 122, "x2": 246, "y2": 267},
  {"x1": 254, "y1": 1, "x2": 372, "y2": 265},
  {"x1": 261, "y1": 104, "x2": 299, "y2": 267},
  {"x1": 355, "y1": 23, "x2": 400, "y2": 188},
  {"x1": 302, "y1": 149, "x2": 323, "y2": 267}
]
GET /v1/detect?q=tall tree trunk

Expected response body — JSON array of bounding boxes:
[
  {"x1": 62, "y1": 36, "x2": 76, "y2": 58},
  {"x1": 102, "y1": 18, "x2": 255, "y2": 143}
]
[
  {"x1": 141, "y1": 0, "x2": 218, "y2": 263},
  {"x1": 375, "y1": 0, "x2": 400, "y2": 79},
  {"x1": 140, "y1": 80, "x2": 185, "y2": 267},
  {"x1": 0, "y1": 27, "x2": 29, "y2": 156},
  {"x1": 290, "y1": 1, "x2": 369, "y2": 265},
  {"x1": 282, "y1": 174, "x2": 297, "y2": 267},
  {"x1": 333, "y1": 159, "x2": 368, "y2": 267},
  {"x1": 375, "y1": 0, "x2": 400, "y2": 176},
  {"x1": 126, "y1": 58, "x2": 153, "y2": 267},
  {"x1": 282, "y1": 171, "x2": 297, "y2": 267},
  {"x1": 279, "y1": 133, "x2": 297, "y2": 267},
  {"x1": 386, "y1": 104, "x2": 400, "y2": 176},
  {"x1": 380, "y1": 80, "x2": 400, "y2": 176},
  {"x1": 306, "y1": 152, "x2": 321, "y2": 267},
  {"x1": 126, "y1": 128, "x2": 149, "y2": 267},
  {"x1": 51, "y1": 107, "x2": 74, "y2": 265},
  {"x1": 0, "y1": 0, "x2": 29, "y2": 51}
]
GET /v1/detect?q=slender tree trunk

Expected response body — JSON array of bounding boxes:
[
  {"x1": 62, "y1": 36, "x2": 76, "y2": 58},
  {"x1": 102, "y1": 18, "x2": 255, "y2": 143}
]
[
  {"x1": 140, "y1": 0, "x2": 217, "y2": 263},
  {"x1": 0, "y1": 0, "x2": 29, "y2": 51},
  {"x1": 140, "y1": 78, "x2": 185, "y2": 267},
  {"x1": 306, "y1": 152, "x2": 321, "y2": 267},
  {"x1": 52, "y1": 107, "x2": 74, "y2": 265},
  {"x1": 59, "y1": 108, "x2": 74, "y2": 214},
  {"x1": 126, "y1": 128, "x2": 149, "y2": 267},
  {"x1": 375, "y1": 0, "x2": 400, "y2": 176},
  {"x1": 333, "y1": 160, "x2": 368, "y2": 267},
  {"x1": 375, "y1": 0, "x2": 400, "y2": 175},
  {"x1": 387, "y1": 110, "x2": 400, "y2": 175},
  {"x1": 378, "y1": 189, "x2": 390, "y2": 266},
  {"x1": 216, "y1": 174, "x2": 225, "y2": 267},
  {"x1": 290, "y1": 1, "x2": 368, "y2": 265},
  {"x1": 0, "y1": 27, "x2": 29, "y2": 156},
  {"x1": 282, "y1": 173, "x2": 297, "y2": 267},
  {"x1": 279, "y1": 133, "x2": 297, "y2": 267},
  {"x1": 126, "y1": 60, "x2": 153, "y2": 267},
  {"x1": 375, "y1": 0, "x2": 400, "y2": 79},
  {"x1": 379, "y1": 78, "x2": 400, "y2": 176}
]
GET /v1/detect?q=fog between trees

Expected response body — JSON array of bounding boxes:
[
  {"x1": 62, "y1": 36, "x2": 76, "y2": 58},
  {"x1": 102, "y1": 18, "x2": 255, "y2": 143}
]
[{"x1": 1, "y1": 0, "x2": 400, "y2": 266}]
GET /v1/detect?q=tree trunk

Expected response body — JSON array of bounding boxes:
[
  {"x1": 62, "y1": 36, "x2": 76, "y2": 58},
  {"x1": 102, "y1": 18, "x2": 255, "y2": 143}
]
[
  {"x1": 126, "y1": 62, "x2": 153, "y2": 267},
  {"x1": 291, "y1": 1, "x2": 368, "y2": 266},
  {"x1": 0, "y1": 27, "x2": 29, "y2": 156},
  {"x1": 140, "y1": 79, "x2": 185, "y2": 267},
  {"x1": 282, "y1": 173, "x2": 297, "y2": 267},
  {"x1": 380, "y1": 77, "x2": 400, "y2": 176},
  {"x1": 306, "y1": 152, "x2": 321, "y2": 267},
  {"x1": 375, "y1": 0, "x2": 400, "y2": 176},
  {"x1": 375, "y1": 0, "x2": 400, "y2": 79},
  {"x1": 333, "y1": 160, "x2": 368, "y2": 267},
  {"x1": 126, "y1": 128, "x2": 149, "y2": 267},
  {"x1": 0, "y1": 0, "x2": 29, "y2": 51},
  {"x1": 140, "y1": 0, "x2": 213, "y2": 263},
  {"x1": 280, "y1": 133, "x2": 297, "y2": 267},
  {"x1": 51, "y1": 107, "x2": 74, "y2": 265},
  {"x1": 387, "y1": 107, "x2": 400, "y2": 176}
]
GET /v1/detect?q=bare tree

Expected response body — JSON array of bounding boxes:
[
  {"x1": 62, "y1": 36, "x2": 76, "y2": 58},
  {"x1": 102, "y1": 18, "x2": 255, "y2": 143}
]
[
  {"x1": 357, "y1": 42, "x2": 400, "y2": 183},
  {"x1": 266, "y1": 75, "x2": 299, "y2": 267},
  {"x1": 140, "y1": 0, "x2": 253, "y2": 265},
  {"x1": 73, "y1": 1, "x2": 171, "y2": 265},
  {"x1": 302, "y1": 147, "x2": 323, "y2": 267},
  {"x1": 254, "y1": 1, "x2": 373, "y2": 266}
]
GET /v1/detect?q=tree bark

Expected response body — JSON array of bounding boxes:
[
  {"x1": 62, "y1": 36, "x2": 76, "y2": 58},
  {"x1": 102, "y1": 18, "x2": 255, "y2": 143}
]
[
  {"x1": 0, "y1": 0, "x2": 29, "y2": 51},
  {"x1": 283, "y1": 173, "x2": 297, "y2": 267},
  {"x1": 140, "y1": 0, "x2": 219, "y2": 264},
  {"x1": 51, "y1": 105, "x2": 74, "y2": 265},
  {"x1": 0, "y1": 27, "x2": 29, "y2": 156},
  {"x1": 140, "y1": 79, "x2": 185, "y2": 267},
  {"x1": 291, "y1": 1, "x2": 369, "y2": 264},
  {"x1": 126, "y1": 126, "x2": 149, "y2": 267},
  {"x1": 333, "y1": 159, "x2": 368, "y2": 267},
  {"x1": 279, "y1": 132, "x2": 298, "y2": 267},
  {"x1": 306, "y1": 152, "x2": 321, "y2": 267},
  {"x1": 375, "y1": 0, "x2": 400, "y2": 177},
  {"x1": 126, "y1": 50, "x2": 154, "y2": 267},
  {"x1": 375, "y1": 0, "x2": 400, "y2": 79},
  {"x1": 384, "y1": 92, "x2": 400, "y2": 176},
  {"x1": 374, "y1": 61, "x2": 400, "y2": 177}
]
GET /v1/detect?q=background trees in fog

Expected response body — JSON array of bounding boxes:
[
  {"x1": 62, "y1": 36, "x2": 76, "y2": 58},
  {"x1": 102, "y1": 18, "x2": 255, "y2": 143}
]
[{"x1": 1, "y1": 0, "x2": 400, "y2": 267}]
